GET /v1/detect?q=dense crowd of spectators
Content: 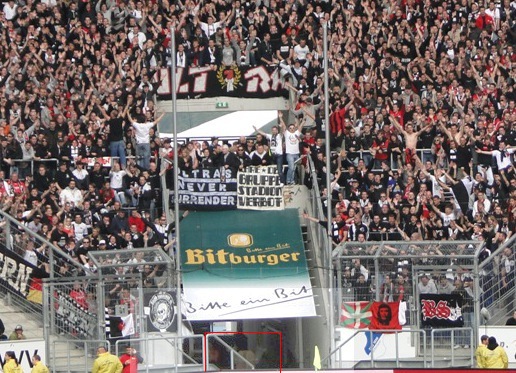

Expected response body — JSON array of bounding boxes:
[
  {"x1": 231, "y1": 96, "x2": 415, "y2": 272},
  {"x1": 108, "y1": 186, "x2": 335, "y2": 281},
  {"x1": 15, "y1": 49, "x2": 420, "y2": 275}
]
[{"x1": 0, "y1": 0, "x2": 514, "y2": 327}]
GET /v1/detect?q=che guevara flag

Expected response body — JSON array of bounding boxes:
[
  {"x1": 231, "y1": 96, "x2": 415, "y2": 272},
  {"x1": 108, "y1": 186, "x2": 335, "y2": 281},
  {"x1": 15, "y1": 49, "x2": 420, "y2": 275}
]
[
  {"x1": 369, "y1": 301, "x2": 402, "y2": 330},
  {"x1": 340, "y1": 302, "x2": 373, "y2": 329}
]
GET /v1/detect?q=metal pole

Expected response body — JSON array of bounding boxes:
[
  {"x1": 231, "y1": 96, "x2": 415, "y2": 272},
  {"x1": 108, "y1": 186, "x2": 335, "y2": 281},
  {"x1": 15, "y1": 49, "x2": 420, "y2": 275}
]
[
  {"x1": 322, "y1": 21, "x2": 335, "y2": 362},
  {"x1": 473, "y1": 255, "x2": 480, "y2": 349},
  {"x1": 170, "y1": 26, "x2": 183, "y2": 345}
]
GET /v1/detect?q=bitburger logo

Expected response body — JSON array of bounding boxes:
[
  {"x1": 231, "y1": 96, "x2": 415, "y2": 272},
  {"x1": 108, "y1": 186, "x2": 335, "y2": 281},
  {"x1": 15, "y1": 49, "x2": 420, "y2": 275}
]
[
  {"x1": 216, "y1": 65, "x2": 241, "y2": 92},
  {"x1": 149, "y1": 291, "x2": 175, "y2": 331},
  {"x1": 228, "y1": 233, "x2": 253, "y2": 247}
]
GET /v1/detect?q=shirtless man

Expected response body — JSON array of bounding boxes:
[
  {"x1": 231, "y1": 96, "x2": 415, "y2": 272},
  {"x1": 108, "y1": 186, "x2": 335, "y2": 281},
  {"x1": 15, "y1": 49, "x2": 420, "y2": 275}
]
[
  {"x1": 439, "y1": 120, "x2": 465, "y2": 144},
  {"x1": 390, "y1": 115, "x2": 431, "y2": 166}
]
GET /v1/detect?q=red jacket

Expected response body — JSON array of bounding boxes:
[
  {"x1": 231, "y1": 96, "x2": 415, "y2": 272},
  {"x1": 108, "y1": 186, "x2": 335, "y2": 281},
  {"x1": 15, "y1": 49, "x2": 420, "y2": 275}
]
[{"x1": 120, "y1": 353, "x2": 143, "y2": 373}]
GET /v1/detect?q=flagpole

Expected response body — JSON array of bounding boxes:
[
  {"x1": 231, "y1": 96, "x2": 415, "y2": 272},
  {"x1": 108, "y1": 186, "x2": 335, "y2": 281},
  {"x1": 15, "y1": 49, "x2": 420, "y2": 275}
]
[{"x1": 170, "y1": 25, "x2": 182, "y2": 343}]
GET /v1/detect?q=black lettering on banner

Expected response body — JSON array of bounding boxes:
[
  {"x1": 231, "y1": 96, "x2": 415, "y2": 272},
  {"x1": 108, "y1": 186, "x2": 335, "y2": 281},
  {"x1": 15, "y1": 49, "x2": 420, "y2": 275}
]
[{"x1": 237, "y1": 168, "x2": 284, "y2": 210}]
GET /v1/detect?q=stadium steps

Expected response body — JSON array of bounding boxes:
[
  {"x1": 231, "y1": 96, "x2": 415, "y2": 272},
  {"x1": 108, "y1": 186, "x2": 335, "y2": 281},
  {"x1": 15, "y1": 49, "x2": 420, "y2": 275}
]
[{"x1": 0, "y1": 301, "x2": 44, "y2": 339}]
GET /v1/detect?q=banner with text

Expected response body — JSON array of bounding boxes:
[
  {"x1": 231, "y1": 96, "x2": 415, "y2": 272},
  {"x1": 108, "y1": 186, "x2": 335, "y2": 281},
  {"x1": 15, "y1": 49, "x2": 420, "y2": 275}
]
[
  {"x1": 157, "y1": 65, "x2": 288, "y2": 99},
  {"x1": 0, "y1": 339, "x2": 46, "y2": 373},
  {"x1": 420, "y1": 294, "x2": 464, "y2": 327},
  {"x1": 180, "y1": 210, "x2": 316, "y2": 320},
  {"x1": 238, "y1": 166, "x2": 284, "y2": 210},
  {"x1": 0, "y1": 244, "x2": 48, "y2": 303},
  {"x1": 177, "y1": 167, "x2": 237, "y2": 211}
]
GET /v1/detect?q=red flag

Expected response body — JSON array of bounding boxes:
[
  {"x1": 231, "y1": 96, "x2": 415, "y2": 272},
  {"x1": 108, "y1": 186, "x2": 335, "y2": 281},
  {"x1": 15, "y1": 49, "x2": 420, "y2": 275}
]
[{"x1": 369, "y1": 302, "x2": 401, "y2": 330}]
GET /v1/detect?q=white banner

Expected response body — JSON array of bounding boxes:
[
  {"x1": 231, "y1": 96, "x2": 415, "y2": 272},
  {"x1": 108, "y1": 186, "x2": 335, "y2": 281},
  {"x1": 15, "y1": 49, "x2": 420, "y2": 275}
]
[
  {"x1": 237, "y1": 166, "x2": 284, "y2": 210},
  {"x1": 0, "y1": 339, "x2": 46, "y2": 372}
]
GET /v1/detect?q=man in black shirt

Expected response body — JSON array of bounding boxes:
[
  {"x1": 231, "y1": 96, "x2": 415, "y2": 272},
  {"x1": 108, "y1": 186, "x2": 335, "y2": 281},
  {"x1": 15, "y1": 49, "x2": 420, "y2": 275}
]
[{"x1": 102, "y1": 107, "x2": 127, "y2": 168}]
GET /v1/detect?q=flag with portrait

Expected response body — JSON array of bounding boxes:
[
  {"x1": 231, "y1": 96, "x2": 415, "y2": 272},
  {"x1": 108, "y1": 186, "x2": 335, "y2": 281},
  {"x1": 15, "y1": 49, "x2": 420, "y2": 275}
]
[{"x1": 369, "y1": 302, "x2": 402, "y2": 330}]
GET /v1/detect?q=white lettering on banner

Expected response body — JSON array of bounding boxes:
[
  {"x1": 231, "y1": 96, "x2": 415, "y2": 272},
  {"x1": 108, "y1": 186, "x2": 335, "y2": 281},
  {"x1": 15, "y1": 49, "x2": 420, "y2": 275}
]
[
  {"x1": 0, "y1": 339, "x2": 46, "y2": 372},
  {"x1": 0, "y1": 252, "x2": 33, "y2": 296},
  {"x1": 183, "y1": 286, "x2": 315, "y2": 320},
  {"x1": 177, "y1": 67, "x2": 189, "y2": 94},
  {"x1": 237, "y1": 168, "x2": 284, "y2": 210},
  {"x1": 178, "y1": 195, "x2": 236, "y2": 206},
  {"x1": 244, "y1": 66, "x2": 272, "y2": 93},
  {"x1": 190, "y1": 67, "x2": 211, "y2": 93}
]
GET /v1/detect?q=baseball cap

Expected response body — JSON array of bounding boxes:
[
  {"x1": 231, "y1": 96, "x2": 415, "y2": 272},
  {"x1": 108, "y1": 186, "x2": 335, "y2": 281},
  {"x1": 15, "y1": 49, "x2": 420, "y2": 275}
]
[
  {"x1": 15, "y1": 325, "x2": 23, "y2": 330},
  {"x1": 99, "y1": 240, "x2": 106, "y2": 245}
]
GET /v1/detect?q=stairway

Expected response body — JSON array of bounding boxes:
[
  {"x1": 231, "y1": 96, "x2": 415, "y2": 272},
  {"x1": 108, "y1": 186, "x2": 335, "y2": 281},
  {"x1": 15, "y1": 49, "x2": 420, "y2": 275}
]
[{"x1": 0, "y1": 298, "x2": 43, "y2": 339}]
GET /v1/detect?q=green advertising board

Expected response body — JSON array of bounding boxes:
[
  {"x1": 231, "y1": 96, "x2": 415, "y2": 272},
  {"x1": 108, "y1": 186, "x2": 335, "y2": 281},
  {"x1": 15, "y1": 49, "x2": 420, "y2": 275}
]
[{"x1": 180, "y1": 209, "x2": 316, "y2": 320}]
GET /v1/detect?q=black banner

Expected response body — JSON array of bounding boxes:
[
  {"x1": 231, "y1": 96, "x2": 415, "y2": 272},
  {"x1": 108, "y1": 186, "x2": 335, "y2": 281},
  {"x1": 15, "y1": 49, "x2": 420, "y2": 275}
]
[
  {"x1": 177, "y1": 167, "x2": 237, "y2": 211},
  {"x1": 420, "y1": 294, "x2": 464, "y2": 327},
  {"x1": 0, "y1": 244, "x2": 47, "y2": 299},
  {"x1": 156, "y1": 65, "x2": 288, "y2": 99},
  {"x1": 143, "y1": 290, "x2": 192, "y2": 334}
]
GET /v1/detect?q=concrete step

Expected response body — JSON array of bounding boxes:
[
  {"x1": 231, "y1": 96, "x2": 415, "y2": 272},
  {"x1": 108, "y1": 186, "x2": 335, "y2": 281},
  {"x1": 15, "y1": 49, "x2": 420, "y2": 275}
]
[{"x1": 0, "y1": 309, "x2": 44, "y2": 339}]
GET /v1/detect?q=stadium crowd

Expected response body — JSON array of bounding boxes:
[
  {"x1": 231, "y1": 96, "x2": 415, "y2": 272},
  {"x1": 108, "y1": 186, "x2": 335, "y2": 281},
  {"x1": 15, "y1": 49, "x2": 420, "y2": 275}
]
[{"x1": 0, "y1": 0, "x2": 514, "y2": 321}]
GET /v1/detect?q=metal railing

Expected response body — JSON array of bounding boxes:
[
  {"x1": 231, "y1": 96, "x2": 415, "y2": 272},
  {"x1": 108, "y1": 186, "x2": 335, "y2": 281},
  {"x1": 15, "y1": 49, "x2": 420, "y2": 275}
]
[
  {"x1": 430, "y1": 328, "x2": 474, "y2": 368},
  {"x1": 477, "y1": 234, "x2": 516, "y2": 325},
  {"x1": 51, "y1": 339, "x2": 110, "y2": 373},
  {"x1": 205, "y1": 334, "x2": 255, "y2": 370},
  {"x1": 322, "y1": 329, "x2": 428, "y2": 369},
  {"x1": 115, "y1": 335, "x2": 205, "y2": 373}
]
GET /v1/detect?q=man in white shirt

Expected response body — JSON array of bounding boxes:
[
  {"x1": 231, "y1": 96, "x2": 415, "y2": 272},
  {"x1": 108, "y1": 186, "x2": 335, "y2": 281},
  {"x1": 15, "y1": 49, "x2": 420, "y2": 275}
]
[
  {"x1": 127, "y1": 112, "x2": 164, "y2": 169},
  {"x1": 473, "y1": 190, "x2": 491, "y2": 216},
  {"x1": 254, "y1": 112, "x2": 285, "y2": 183},
  {"x1": 72, "y1": 214, "x2": 90, "y2": 242},
  {"x1": 127, "y1": 25, "x2": 146, "y2": 49},
  {"x1": 60, "y1": 180, "x2": 83, "y2": 206},
  {"x1": 476, "y1": 140, "x2": 515, "y2": 172},
  {"x1": 282, "y1": 118, "x2": 303, "y2": 185},
  {"x1": 3, "y1": 0, "x2": 17, "y2": 21}
]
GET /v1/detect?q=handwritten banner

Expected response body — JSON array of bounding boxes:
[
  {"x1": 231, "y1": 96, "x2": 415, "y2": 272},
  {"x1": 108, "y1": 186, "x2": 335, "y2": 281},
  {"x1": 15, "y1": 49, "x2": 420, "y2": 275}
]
[
  {"x1": 156, "y1": 65, "x2": 288, "y2": 99},
  {"x1": 177, "y1": 167, "x2": 237, "y2": 211},
  {"x1": 180, "y1": 210, "x2": 316, "y2": 320},
  {"x1": 237, "y1": 166, "x2": 284, "y2": 210},
  {"x1": 420, "y1": 294, "x2": 464, "y2": 327}
]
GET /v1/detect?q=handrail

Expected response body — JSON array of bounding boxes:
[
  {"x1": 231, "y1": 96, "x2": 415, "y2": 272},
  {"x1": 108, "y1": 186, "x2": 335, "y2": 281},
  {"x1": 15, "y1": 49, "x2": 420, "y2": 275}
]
[
  {"x1": 206, "y1": 334, "x2": 255, "y2": 370},
  {"x1": 321, "y1": 330, "x2": 360, "y2": 367},
  {"x1": 478, "y1": 234, "x2": 516, "y2": 270},
  {"x1": 0, "y1": 209, "x2": 93, "y2": 279},
  {"x1": 114, "y1": 335, "x2": 205, "y2": 373},
  {"x1": 51, "y1": 339, "x2": 110, "y2": 373},
  {"x1": 321, "y1": 328, "x2": 427, "y2": 369},
  {"x1": 430, "y1": 327, "x2": 474, "y2": 368}
]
